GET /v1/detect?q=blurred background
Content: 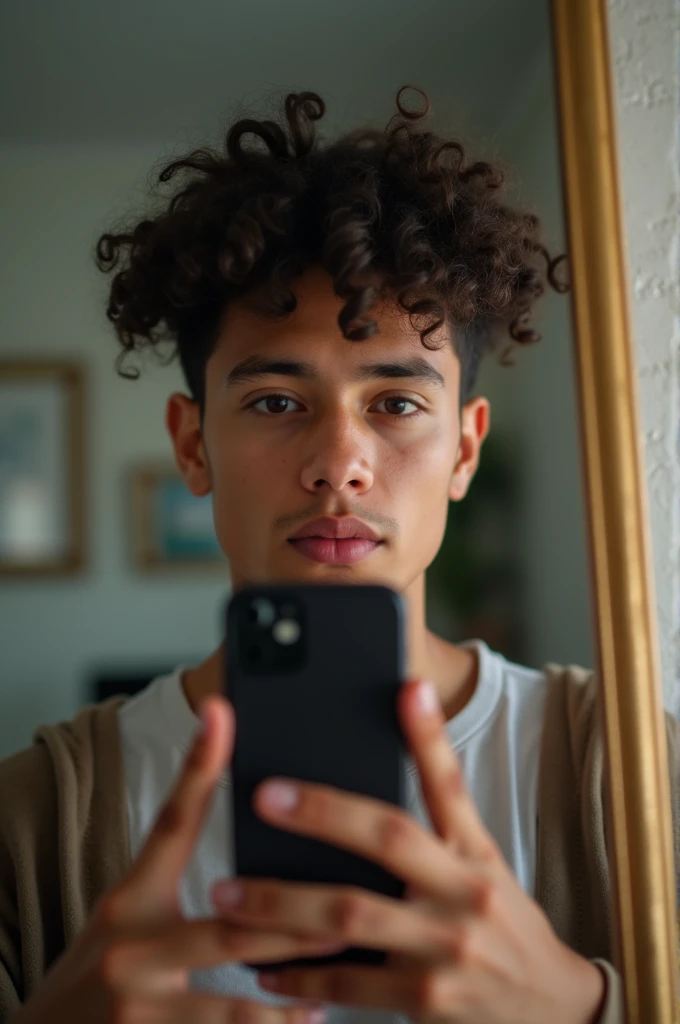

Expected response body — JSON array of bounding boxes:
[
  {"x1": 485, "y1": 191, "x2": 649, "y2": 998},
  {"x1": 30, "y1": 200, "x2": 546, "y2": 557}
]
[{"x1": 0, "y1": 0, "x2": 595, "y2": 758}]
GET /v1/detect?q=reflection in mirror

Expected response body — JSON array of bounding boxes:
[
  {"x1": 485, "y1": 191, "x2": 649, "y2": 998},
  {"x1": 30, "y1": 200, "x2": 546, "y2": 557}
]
[{"x1": 0, "y1": 2, "x2": 646, "y2": 1023}]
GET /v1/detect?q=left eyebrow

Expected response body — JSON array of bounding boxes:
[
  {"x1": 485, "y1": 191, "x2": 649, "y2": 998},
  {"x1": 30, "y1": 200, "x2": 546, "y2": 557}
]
[
  {"x1": 350, "y1": 357, "x2": 446, "y2": 389},
  {"x1": 224, "y1": 355, "x2": 446, "y2": 389}
]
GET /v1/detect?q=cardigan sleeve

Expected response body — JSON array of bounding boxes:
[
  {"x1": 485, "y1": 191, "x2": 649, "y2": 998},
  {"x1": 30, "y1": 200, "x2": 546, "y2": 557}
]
[
  {"x1": 0, "y1": 742, "x2": 62, "y2": 1017},
  {"x1": 538, "y1": 663, "x2": 680, "y2": 1023},
  {"x1": 590, "y1": 960, "x2": 623, "y2": 1024},
  {"x1": 0, "y1": 697, "x2": 131, "y2": 1016}
]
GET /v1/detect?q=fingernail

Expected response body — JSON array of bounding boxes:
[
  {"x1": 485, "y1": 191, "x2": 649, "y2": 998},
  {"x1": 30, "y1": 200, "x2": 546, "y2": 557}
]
[
  {"x1": 212, "y1": 879, "x2": 242, "y2": 909},
  {"x1": 259, "y1": 972, "x2": 280, "y2": 990},
  {"x1": 417, "y1": 680, "x2": 439, "y2": 715},
  {"x1": 259, "y1": 780, "x2": 299, "y2": 813},
  {"x1": 307, "y1": 1008, "x2": 327, "y2": 1024}
]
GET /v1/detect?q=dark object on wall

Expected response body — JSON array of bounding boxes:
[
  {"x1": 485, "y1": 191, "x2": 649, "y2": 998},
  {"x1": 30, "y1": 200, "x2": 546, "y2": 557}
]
[
  {"x1": 88, "y1": 663, "x2": 197, "y2": 704},
  {"x1": 426, "y1": 430, "x2": 525, "y2": 662}
]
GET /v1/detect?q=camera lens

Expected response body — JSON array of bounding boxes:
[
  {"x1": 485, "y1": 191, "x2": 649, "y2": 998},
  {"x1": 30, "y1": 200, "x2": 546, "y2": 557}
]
[
  {"x1": 272, "y1": 618, "x2": 301, "y2": 645},
  {"x1": 247, "y1": 598, "x2": 276, "y2": 628}
]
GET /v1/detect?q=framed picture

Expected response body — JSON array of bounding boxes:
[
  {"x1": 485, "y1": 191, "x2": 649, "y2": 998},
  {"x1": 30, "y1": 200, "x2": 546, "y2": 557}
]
[
  {"x1": 0, "y1": 360, "x2": 86, "y2": 576},
  {"x1": 129, "y1": 461, "x2": 228, "y2": 574}
]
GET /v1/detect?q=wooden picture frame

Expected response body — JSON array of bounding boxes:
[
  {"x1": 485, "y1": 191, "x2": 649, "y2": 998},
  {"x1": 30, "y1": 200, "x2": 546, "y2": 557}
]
[
  {"x1": 0, "y1": 359, "x2": 86, "y2": 576},
  {"x1": 552, "y1": 1, "x2": 677, "y2": 1020},
  {"x1": 129, "y1": 460, "x2": 229, "y2": 575}
]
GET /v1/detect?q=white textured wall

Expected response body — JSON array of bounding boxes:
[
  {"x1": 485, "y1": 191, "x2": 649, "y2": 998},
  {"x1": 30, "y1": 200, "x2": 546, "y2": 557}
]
[{"x1": 608, "y1": 0, "x2": 680, "y2": 710}]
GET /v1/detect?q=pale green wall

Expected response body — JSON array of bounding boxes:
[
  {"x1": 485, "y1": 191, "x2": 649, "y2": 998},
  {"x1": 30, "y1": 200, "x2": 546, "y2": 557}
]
[
  {"x1": 477, "y1": 49, "x2": 594, "y2": 671},
  {"x1": 0, "y1": 147, "x2": 229, "y2": 757}
]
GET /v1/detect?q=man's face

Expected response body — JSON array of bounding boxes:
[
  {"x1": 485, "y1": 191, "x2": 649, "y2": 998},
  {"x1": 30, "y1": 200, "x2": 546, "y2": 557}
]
[{"x1": 168, "y1": 265, "x2": 489, "y2": 593}]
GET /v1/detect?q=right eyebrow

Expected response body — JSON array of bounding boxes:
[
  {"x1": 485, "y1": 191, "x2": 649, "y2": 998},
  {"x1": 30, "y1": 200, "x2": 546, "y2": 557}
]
[{"x1": 224, "y1": 356, "x2": 320, "y2": 388}]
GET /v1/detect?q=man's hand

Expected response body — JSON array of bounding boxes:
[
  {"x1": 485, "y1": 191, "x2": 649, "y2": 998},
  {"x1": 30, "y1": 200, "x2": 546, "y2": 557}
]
[
  {"x1": 14, "y1": 698, "x2": 342, "y2": 1024},
  {"x1": 211, "y1": 678, "x2": 607, "y2": 1024}
]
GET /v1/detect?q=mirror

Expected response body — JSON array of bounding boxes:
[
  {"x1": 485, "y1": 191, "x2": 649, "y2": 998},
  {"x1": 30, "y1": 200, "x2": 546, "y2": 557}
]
[{"x1": 0, "y1": 1, "x2": 675, "y2": 1022}]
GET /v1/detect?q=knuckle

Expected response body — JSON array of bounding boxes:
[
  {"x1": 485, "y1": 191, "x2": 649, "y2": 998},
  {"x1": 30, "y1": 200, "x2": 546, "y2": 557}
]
[
  {"x1": 290, "y1": 1008, "x2": 317, "y2": 1024},
  {"x1": 325, "y1": 969, "x2": 352, "y2": 1003},
  {"x1": 474, "y1": 876, "x2": 497, "y2": 917},
  {"x1": 479, "y1": 837, "x2": 502, "y2": 864},
  {"x1": 153, "y1": 798, "x2": 184, "y2": 837},
  {"x1": 255, "y1": 882, "x2": 283, "y2": 918},
  {"x1": 331, "y1": 890, "x2": 370, "y2": 938},
  {"x1": 450, "y1": 922, "x2": 478, "y2": 966},
  {"x1": 416, "y1": 969, "x2": 450, "y2": 1016},
  {"x1": 96, "y1": 942, "x2": 130, "y2": 988},
  {"x1": 212, "y1": 921, "x2": 247, "y2": 956},
  {"x1": 378, "y1": 812, "x2": 416, "y2": 859},
  {"x1": 229, "y1": 998, "x2": 263, "y2": 1024},
  {"x1": 185, "y1": 739, "x2": 206, "y2": 772},
  {"x1": 444, "y1": 764, "x2": 466, "y2": 797},
  {"x1": 95, "y1": 890, "x2": 128, "y2": 929},
  {"x1": 109, "y1": 993, "x2": 136, "y2": 1024},
  {"x1": 303, "y1": 788, "x2": 330, "y2": 826}
]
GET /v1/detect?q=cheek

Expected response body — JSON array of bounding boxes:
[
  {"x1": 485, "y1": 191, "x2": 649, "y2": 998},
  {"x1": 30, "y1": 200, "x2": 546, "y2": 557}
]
[
  {"x1": 388, "y1": 422, "x2": 458, "y2": 489},
  {"x1": 384, "y1": 431, "x2": 457, "y2": 551},
  {"x1": 206, "y1": 440, "x2": 283, "y2": 552}
]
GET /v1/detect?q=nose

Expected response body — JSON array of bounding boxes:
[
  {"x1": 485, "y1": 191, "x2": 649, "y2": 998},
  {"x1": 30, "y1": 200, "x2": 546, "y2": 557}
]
[{"x1": 300, "y1": 410, "x2": 375, "y2": 496}]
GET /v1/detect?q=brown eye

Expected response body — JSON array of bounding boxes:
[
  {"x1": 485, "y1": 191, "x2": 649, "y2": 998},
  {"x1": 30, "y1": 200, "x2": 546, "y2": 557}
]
[
  {"x1": 374, "y1": 396, "x2": 421, "y2": 416},
  {"x1": 265, "y1": 396, "x2": 290, "y2": 414},
  {"x1": 249, "y1": 394, "x2": 303, "y2": 415}
]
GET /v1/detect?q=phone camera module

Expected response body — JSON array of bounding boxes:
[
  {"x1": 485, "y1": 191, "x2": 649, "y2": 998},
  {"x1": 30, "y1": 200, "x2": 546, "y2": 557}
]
[{"x1": 238, "y1": 592, "x2": 306, "y2": 673}]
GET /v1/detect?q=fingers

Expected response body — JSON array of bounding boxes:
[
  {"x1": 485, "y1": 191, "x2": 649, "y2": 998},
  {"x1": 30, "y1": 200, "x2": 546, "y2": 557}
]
[
  {"x1": 104, "y1": 919, "x2": 346, "y2": 984},
  {"x1": 253, "y1": 776, "x2": 485, "y2": 907},
  {"x1": 398, "y1": 679, "x2": 500, "y2": 861},
  {"x1": 213, "y1": 880, "x2": 470, "y2": 960},
  {"x1": 121, "y1": 696, "x2": 234, "y2": 917},
  {"x1": 140, "y1": 992, "x2": 326, "y2": 1024},
  {"x1": 257, "y1": 961, "x2": 461, "y2": 1017}
]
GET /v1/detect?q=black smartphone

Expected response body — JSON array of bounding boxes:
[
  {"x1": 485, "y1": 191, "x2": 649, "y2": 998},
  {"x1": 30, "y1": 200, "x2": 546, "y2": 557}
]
[{"x1": 225, "y1": 582, "x2": 409, "y2": 971}]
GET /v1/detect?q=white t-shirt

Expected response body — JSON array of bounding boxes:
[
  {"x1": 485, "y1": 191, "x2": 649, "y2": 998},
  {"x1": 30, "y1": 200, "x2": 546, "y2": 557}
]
[{"x1": 118, "y1": 640, "x2": 547, "y2": 1024}]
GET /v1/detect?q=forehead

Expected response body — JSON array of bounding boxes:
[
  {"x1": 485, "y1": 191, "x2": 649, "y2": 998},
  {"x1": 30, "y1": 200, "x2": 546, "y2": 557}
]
[{"x1": 216, "y1": 265, "x2": 459, "y2": 374}]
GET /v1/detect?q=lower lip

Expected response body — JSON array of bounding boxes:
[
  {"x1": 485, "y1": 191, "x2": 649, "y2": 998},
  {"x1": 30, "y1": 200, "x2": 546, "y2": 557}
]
[{"x1": 289, "y1": 538, "x2": 381, "y2": 564}]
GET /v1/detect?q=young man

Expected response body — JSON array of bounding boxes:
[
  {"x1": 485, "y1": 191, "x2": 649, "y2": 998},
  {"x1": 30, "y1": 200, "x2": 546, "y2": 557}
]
[{"x1": 1, "y1": 87, "x2": 677, "y2": 1024}]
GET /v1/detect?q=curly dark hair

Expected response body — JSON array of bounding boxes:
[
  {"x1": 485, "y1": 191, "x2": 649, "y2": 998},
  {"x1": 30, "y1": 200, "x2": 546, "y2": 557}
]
[{"x1": 94, "y1": 86, "x2": 566, "y2": 416}]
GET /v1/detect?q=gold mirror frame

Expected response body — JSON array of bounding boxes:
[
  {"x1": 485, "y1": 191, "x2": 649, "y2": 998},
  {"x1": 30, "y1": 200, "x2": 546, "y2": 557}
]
[{"x1": 552, "y1": 1, "x2": 677, "y2": 1020}]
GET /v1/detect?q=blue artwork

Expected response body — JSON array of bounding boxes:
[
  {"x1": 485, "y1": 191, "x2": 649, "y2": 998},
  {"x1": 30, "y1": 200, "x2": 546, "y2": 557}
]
[{"x1": 154, "y1": 478, "x2": 222, "y2": 560}]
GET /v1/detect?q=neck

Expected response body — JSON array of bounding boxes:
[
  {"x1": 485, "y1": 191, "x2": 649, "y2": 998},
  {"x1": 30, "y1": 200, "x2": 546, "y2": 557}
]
[{"x1": 182, "y1": 574, "x2": 478, "y2": 722}]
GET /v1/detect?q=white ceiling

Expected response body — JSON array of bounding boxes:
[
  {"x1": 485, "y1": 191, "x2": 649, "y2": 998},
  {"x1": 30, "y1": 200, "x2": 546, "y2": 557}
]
[{"x1": 0, "y1": 0, "x2": 550, "y2": 145}]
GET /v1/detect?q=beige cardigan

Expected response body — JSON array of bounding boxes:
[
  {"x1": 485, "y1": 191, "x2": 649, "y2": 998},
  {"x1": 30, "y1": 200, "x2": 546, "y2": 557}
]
[{"x1": 0, "y1": 664, "x2": 679, "y2": 1023}]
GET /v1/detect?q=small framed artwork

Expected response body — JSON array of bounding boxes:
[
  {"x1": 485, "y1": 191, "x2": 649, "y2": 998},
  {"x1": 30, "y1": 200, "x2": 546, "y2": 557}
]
[
  {"x1": 0, "y1": 360, "x2": 86, "y2": 576},
  {"x1": 129, "y1": 461, "x2": 228, "y2": 574}
]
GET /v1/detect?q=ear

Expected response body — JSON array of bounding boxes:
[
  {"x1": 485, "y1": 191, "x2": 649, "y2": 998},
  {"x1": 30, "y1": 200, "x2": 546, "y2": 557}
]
[
  {"x1": 449, "y1": 397, "x2": 491, "y2": 502},
  {"x1": 165, "y1": 393, "x2": 212, "y2": 497}
]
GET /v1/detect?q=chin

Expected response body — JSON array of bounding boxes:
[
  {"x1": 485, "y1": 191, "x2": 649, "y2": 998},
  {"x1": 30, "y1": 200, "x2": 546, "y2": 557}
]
[
  {"x1": 283, "y1": 551, "x2": 397, "y2": 589},
  {"x1": 231, "y1": 542, "x2": 401, "y2": 589}
]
